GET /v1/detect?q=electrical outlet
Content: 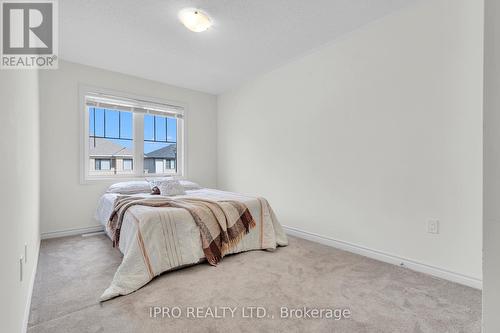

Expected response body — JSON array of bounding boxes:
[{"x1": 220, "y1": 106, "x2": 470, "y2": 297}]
[{"x1": 428, "y1": 220, "x2": 439, "y2": 234}]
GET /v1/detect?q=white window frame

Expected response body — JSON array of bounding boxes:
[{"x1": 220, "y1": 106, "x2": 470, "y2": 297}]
[{"x1": 79, "y1": 85, "x2": 187, "y2": 183}]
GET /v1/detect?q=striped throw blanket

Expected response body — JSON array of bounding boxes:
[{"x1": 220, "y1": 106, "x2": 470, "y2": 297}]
[{"x1": 107, "y1": 196, "x2": 256, "y2": 265}]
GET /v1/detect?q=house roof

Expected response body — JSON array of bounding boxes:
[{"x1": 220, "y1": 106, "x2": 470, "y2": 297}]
[
  {"x1": 89, "y1": 138, "x2": 133, "y2": 157},
  {"x1": 145, "y1": 144, "x2": 176, "y2": 159},
  {"x1": 88, "y1": 138, "x2": 176, "y2": 159}
]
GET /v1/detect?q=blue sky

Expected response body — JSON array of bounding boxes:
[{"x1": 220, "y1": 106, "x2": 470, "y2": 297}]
[{"x1": 89, "y1": 108, "x2": 176, "y2": 153}]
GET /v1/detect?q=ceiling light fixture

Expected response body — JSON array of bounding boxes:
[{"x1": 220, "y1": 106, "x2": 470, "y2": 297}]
[{"x1": 178, "y1": 8, "x2": 212, "y2": 32}]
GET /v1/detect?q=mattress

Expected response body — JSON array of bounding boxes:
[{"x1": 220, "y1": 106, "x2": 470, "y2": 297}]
[{"x1": 96, "y1": 188, "x2": 288, "y2": 300}]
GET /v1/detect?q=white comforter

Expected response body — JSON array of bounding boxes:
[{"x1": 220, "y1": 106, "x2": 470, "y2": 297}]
[{"x1": 95, "y1": 188, "x2": 288, "y2": 301}]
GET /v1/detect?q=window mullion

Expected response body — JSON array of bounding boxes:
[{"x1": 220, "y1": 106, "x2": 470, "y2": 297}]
[
  {"x1": 133, "y1": 113, "x2": 144, "y2": 177},
  {"x1": 92, "y1": 107, "x2": 96, "y2": 147},
  {"x1": 176, "y1": 118, "x2": 183, "y2": 176},
  {"x1": 103, "y1": 109, "x2": 106, "y2": 137}
]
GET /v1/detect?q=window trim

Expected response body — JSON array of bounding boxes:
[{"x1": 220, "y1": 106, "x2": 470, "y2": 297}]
[{"x1": 79, "y1": 85, "x2": 187, "y2": 183}]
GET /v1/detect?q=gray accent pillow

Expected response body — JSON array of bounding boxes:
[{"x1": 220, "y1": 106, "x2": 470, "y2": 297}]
[{"x1": 158, "y1": 179, "x2": 186, "y2": 196}]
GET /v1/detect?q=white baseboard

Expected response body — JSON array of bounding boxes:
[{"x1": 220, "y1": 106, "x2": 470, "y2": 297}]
[
  {"x1": 41, "y1": 225, "x2": 104, "y2": 240},
  {"x1": 283, "y1": 225, "x2": 482, "y2": 290},
  {"x1": 22, "y1": 238, "x2": 40, "y2": 333}
]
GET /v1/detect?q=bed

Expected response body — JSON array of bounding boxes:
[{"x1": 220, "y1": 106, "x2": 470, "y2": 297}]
[{"x1": 95, "y1": 184, "x2": 288, "y2": 301}]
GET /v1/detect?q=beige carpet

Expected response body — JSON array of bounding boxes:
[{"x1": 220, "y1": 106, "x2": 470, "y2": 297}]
[{"x1": 28, "y1": 234, "x2": 481, "y2": 333}]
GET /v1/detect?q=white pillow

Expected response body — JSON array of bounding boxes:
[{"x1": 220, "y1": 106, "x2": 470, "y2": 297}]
[
  {"x1": 147, "y1": 177, "x2": 201, "y2": 191},
  {"x1": 158, "y1": 179, "x2": 186, "y2": 196},
  {"x1": 147, "y1": 177, "x2": 173, "y2": 189},
  {"x1": 179, "y1": 180, "x2": 202, "y2": 190},
  {"x1": 106, "y1": 181, "x2": 151, "y2": 194}
]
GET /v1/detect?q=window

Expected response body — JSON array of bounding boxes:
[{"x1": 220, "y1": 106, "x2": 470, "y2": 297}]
[
  {"x1": 82, "y1": 89, "x2": 184, "y2": 181},
  {"x1": 144, "y1": 114, "x2": 177, "y2": 175},
  {"x1": 95, "y1": 159, "x2": 111, "y2": 170},
  {"x1": 123, "y1": 159, "x2": 133, "y2": 171},
  {"x1": 88, "y1": 107, "x2": 134, "y2": 176}
]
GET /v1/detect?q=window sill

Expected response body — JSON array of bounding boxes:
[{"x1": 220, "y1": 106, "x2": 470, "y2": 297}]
[{"x1": 81, "y1": 173, "x2": 183, "y2": 184}]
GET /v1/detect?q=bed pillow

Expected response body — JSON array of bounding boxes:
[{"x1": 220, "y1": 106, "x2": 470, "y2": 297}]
[
  {"x1": 147, "y1": 177, "x2": 202, "y2": 191},
  {"x1": 158, "y1": 179, "x2": 186, "y2": 196},
  {"x1": 179, "y1": 180, "x2": 202, "y2": 190},
  {"x1": 147, "y1": 177, "x2": 172, "y2": 188},
  {"x1": 106, "y1": 181, "x2": 151, "y2": 194}
]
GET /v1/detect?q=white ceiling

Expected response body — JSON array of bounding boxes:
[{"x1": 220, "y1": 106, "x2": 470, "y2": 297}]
[{"x1": 60, "y1": 0, "x2": 415, "y2": 94}]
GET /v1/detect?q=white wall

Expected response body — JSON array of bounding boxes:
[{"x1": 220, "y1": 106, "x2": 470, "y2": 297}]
[
  {"x1": 218, "y1": 0, "x2": 483, "y2": 280},
  {"x1": 0, "y1": 70, "x2": 40, "y2": 332},
  {"x1": 40, "y1": 61, "x2": 217, "y2": 235},
  {"x1": 483, "y1": 0, "x2": 500, "y2": 330}
]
